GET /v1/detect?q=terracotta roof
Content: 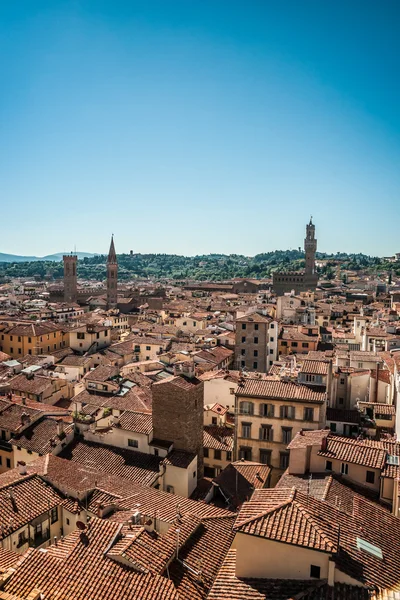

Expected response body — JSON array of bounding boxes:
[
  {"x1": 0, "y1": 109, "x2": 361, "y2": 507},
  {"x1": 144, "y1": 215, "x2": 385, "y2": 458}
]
[
  {"x1": 58, "y1": 438, "x2": 162, "y2": 486},
  {"x1": 317, "y1": 436, "x2": 387, "y2": 470},
  {"x1": 236, "y1": 313, "x2": 271, "y2": 323},
  {"x1": 204, "y1": 426, "x2": 233, "y2": 451},
  {"x1": 0, "y1": 403, "x2": 40, "y2": 433},
  {"x1": 359, "y1": 402, "x2": 395, "y2": 416},
  {"x1": 3, "y1": 517, "x2": 179, "y2": 600},
  {"x1": 0, "y1": 474, "x2": 63, "y2": 539},
  {"x1": 236, "y1": 378, "x2": 326, "y2": 404},
  {"x1": 168, "y1": 514, "x2": 236, "y2": 600},
  {"x1": 287, "y1": 429, "x2": 330, "y2": 449},
  {"x1": 0, "y1": 322, "x2": 64, "y2": 337},
  {"x1": 10, "y1": 416, "x2": 73, "y2": 454},
  {"x1": 0, "y1": 547, "x2": 21, "y2": 572},
  {"x1": 118, "y1": 411, "x2": 153, "y2": 435},
  {"x1": 195, "y1": 346, "x2": 233, "y2": 365},
  {"x1": 84, "y1": 365, "x2": 119, "y2": 382},
  {"x1": 73, "y1": 387, "x2": 152, "y2": 413},
  {"x1": 213, "y1": 462, "x2": 270, "y2": 508},
  {"x1": 8, "y1": 373, "x2": 56, "y2": 395},
  {"x1": 234, "y1": 487, "x2": 400, "y2": 589},
  {"x1": 207, "y1": 403, "x2": 228, "y2": 415},
  {"x1": 300, "y1": 360, "x2": 329, "y2": 375},
  {"x1": 162, "y1": 450, "x2": 196, "y2": 469},
  {"x1": 152, "y1": 374, "x2": 202, "y2": 391}
]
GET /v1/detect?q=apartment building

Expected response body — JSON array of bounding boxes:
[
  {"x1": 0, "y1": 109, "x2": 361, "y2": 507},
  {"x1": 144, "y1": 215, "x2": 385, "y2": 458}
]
[
  {"x1": 0, "y1": 322, "x2": 67, "y2": 358},
  {"x1": 235, "y1": 377, "x2": 326, "y2": 478}
]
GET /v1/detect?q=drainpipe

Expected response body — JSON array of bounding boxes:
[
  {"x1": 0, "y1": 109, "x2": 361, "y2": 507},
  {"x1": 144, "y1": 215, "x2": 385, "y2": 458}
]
[
  {"x1": 375, "y1": 363, "x2": 379, "y2": 404},
  {"x1": 392, "y1": 477, "x2": 399, "y2": 517},
  {"x1": 328, "y1": 559, "x2": 335, "y2": 586}
]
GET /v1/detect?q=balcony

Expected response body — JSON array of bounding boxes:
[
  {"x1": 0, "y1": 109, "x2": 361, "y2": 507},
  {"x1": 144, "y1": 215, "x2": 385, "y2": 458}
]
[{"x1": 29, "y1": 529, "x2": 50, "y2": 548}]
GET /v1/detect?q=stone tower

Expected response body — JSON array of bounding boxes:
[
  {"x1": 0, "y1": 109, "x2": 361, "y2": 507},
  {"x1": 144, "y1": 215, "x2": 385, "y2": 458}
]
[
  {"x1": 152, "y1": 373, "x2": 204, "y2": 479},
  {"x1": 107, "y1": 236, "x2": 118, "y2": 309},
  {"x1": 63, "y1": 254, "x2": 78, "y2": 303},
  {"x1": 304, "y1": 217, "x2": 317, "y2": 277}
]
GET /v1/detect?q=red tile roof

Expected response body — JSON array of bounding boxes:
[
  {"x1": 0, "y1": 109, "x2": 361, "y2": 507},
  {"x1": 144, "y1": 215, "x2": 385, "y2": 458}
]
[{"x1": 236, "y1": 378, "x2": 326, "y2": 403}]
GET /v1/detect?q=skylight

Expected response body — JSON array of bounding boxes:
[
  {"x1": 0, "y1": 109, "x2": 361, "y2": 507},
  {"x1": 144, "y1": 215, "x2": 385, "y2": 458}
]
[{"x1": 356, "y1": 537, "x2": 383, "y2": 560}]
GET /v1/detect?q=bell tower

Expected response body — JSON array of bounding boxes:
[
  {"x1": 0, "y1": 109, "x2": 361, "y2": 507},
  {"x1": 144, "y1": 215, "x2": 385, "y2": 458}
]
[
  {"x1": 107, "y1": 236, "x2": 118, "y2": 309},
  {"x1": 304, "y1": 217, "x2": 317, "y2": 277},
  {"x1": 63, "y1": 254, "x2": 77, "y2": 303}
]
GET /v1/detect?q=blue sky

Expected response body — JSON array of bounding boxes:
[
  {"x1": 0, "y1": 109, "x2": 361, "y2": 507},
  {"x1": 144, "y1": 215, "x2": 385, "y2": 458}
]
[{"x1": 1, "y1": 0, "x2": 399, "y2": 257}]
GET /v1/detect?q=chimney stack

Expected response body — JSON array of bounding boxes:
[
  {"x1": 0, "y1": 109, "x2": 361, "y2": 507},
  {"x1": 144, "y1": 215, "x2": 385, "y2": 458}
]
[
  {"x1": 17, "y1": 461, "x2": 27, "y2": 475},
  {"x1": 21, "y1": 412, "x2": 31, "y2": 427}
]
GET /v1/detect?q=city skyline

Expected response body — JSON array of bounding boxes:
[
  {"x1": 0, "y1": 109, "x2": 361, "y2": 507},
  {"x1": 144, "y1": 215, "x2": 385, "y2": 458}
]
[{"x1": 1, "y1": 0, "x2": 399, "y2": 256}]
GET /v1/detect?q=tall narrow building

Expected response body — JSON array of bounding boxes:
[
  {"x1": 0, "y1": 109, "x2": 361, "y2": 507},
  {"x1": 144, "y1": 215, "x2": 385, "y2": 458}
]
[
  {"x1": 107, "y1": 236, "x2": 118, "y2": 309},
  {"x1": 63, "y1": 254, "x2": 78, "y2": 303},
  {"x1": 304, "y1": 217, "x2": 317, "y2": 284}
]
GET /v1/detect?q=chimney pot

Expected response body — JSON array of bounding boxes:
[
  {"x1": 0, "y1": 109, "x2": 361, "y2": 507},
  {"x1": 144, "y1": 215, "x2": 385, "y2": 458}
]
[{"x1": 17, "y1": 461, "x2": 27, "y2": 475}]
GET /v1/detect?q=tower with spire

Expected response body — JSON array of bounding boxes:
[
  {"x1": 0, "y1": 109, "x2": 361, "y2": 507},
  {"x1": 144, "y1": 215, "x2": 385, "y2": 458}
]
[{"x1": 106, "y1": 235, "x2": 118, "y2": 309}]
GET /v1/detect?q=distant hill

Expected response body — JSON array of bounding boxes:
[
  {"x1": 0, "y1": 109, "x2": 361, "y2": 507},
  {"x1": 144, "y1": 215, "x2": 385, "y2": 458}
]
[{"x1": 0, "y1": 252, "x2": 97, "y2": 263}]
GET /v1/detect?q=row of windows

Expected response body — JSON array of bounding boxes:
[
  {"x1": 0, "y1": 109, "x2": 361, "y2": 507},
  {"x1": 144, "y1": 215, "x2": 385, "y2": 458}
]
[
  {"x1": 239, "y1": 447, "x2": 289, "y2": 469},
  {"x1": 241, "y1": 323, "x2": 275, "y2": 331},
  {"x1": 241, "y1": 336, "x2": 275, "y2": 344},
  {"x1": 5, "y1": 342, "x2": 64, "y2": 355},
  {"x1": 240, "y1": 402, "x2": 314, "y2": 421},
  {"x1": 325, "y1": 460, "x2": 375, "y2": 484},
  {"x1": 241, "y1": 348, "x2": 274, "y2": 357},
  {"x1": 0, "y1": 456, "x2": 11, "y2": 468},
  {"x1": 281, "y1": 341, "x2": 309, "y2": 348},
  {"x1": 204, "y1": 448, "x2": 232, "y2": 461},
  {"x1": 241, "y1": 423, "x2": 293, "y2": 443},
  {"x1": 1, "y1": 333, "x2": 59, "y2": 342},
  {"x1": 240, "y1": 359, "x2": 274, "y2": 369}
]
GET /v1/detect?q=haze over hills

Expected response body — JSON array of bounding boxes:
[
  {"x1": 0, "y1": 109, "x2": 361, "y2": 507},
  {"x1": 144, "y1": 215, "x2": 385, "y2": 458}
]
[{"x1": 0, "y1": 252, "x2": 97, "y2": 263}]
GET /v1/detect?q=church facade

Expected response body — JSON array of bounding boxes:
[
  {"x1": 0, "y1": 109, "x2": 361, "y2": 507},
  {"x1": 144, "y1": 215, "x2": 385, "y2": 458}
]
[{"x1": 272, "y1": 219, "x2": 318, "y2": 295}]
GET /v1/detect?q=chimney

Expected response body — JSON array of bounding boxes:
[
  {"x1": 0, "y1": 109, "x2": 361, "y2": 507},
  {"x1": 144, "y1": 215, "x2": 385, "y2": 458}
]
[
  {"x1": 17, "y1": 461, "x2": 27, "y2": 475},
  {"x1": 21, "y1": 412, "x2": 31, "y2": 427},
  {"x1": 56, "y1": 421, "x2": 63, "y2": 437},
  {"x1": 321, "y1": 435, "x2": 328, "y2": 452}
]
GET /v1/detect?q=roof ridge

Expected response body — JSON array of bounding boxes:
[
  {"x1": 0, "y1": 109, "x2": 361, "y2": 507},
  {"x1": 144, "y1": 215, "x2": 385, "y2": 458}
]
[
  {"x1": 321, "y1": 475, "x2": 333, "y2": 501},
  {"x1": 294, "y1": 502, "x2": 337, "y2": 552},
  {"x1": 0, "y1": 472, "x2": 38, "y2": 492},
  {"x1": 235, "y1": 489, "x2": 296, "y2": 529}
]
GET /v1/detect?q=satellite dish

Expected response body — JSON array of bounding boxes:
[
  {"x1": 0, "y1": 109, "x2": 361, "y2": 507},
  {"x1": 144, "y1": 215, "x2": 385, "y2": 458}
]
[{"x1": 76, "y1": 521, "x2": 87, "y2": 530}]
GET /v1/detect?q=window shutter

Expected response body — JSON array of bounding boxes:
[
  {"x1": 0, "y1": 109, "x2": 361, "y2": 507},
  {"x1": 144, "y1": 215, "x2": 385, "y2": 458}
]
[
  {"x1": 259, "y1": 427, "x2": 263, "y2": 440},
  {"x1": 280, "y1": 406, "x2": 284, "y2": 419},
  {"x1": 260, "y1": 404, "x2": 265, "y2": 417},
  {"x1": 270, "y1": 427, "x2": 273, "y2": 442},
  {"x1": 269, "y1": 404, "x2": 275, "y2": 418}
]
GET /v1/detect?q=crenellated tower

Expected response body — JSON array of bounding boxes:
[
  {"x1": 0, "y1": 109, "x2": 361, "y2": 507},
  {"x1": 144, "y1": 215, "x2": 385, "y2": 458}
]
[
  {"x1": 304, "y1": 217, "x2": 317, "y2": 276},
  {"x1": 63, "y1": 254, "x2": 78, "y2": 303},
  {"x1": 107, "y1": 236, "x2": 118, "y2": 309}
]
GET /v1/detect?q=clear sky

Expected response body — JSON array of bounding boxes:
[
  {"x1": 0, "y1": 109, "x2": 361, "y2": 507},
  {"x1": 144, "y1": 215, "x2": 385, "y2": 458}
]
[{"x1": 1, "y1": 0, "x2": 399, "y2": 257}]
